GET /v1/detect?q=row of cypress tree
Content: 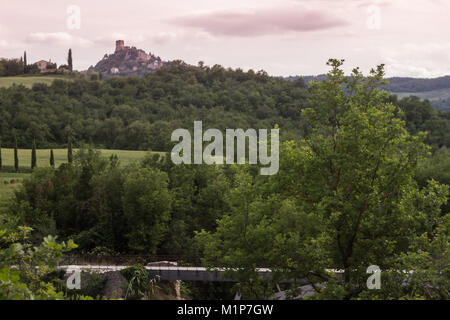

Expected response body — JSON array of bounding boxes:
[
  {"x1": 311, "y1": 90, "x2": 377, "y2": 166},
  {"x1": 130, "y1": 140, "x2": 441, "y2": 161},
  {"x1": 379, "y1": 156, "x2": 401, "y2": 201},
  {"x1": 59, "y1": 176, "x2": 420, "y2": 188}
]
[{"x1": 0, "y1": 138, "x2": 73, "y2": 172}]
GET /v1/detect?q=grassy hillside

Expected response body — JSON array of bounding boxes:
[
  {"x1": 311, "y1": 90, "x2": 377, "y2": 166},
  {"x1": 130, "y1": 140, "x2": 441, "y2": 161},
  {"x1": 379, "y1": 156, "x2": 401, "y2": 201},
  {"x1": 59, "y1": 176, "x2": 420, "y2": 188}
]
[
  {"x1": 0, "y1": 75, "x2": 72, "y2": 88},
  {"x1": 0, "y1": 148, "x2": 155, "y2": 169}
]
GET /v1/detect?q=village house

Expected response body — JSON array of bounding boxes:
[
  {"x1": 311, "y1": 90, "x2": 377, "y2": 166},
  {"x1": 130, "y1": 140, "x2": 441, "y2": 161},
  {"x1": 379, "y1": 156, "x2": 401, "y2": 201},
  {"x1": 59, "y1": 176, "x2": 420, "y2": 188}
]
[{"x1": 34, "y1": 60, "x2": 57, "y2": 73}]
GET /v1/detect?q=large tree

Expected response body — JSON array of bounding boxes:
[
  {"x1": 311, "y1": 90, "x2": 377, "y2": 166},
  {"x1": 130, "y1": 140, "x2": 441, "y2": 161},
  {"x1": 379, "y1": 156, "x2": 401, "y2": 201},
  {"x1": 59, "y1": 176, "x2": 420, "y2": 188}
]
[
  {"x1": 122, "y1": 167, "x2": 172, "y2": 254},
  {"x1": 197, "y1": 59, "x2": 449, "y2": 299}
]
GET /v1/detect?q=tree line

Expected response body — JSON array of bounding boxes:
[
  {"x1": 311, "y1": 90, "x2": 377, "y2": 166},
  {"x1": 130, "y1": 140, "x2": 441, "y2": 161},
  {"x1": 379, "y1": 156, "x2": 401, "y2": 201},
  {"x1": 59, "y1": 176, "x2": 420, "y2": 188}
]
[
  {"x1": 0, "y1": 138, "x2": 73, "y2": 171},
  {"x1": 0, "y1": 49, "x2": 73, "y2": 77},
  {"x1": 0, "y1": 62, "x2": 449, "y2": 153}
]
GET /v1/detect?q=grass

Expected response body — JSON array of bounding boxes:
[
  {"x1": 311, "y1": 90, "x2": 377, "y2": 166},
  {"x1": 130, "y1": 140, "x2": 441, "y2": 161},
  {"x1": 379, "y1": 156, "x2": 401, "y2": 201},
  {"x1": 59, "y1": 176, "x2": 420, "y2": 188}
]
[
  {"x1": 0, "y1": 172, "x2": 30, "y2": 202},
  {"x1": 0, "y1": 148, "x2": 156, "y2": 169},
  {"x1": 0, "y1": 75, "x2": 72, "y2": 88}
]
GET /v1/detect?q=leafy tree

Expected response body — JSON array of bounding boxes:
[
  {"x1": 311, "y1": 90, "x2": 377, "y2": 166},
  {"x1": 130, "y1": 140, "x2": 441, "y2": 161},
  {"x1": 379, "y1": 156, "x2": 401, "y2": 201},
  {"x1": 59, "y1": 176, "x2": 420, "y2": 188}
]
[
  {"x1": 394, "y1": 95, "x2": 450, "y2": 148},
  {"x1": 197, "y1": 60, "x2": 449, "y2": 299},
  {"x1": 0, "y1": 58, "x2": 24, "y2": 76},
  {"x1": 0, "y1": 139, "x2": 2, "y2": 170},
  {"x1": 122, "y1": 167, "x2": 172, "y2": 254},
  {"x1": 141, "y1": 154, "x2": 230, "y2": 256},
  {"x1": 0, "y1": 227, "x2": 84, "y2": 300},
  {"x1": 358, "y1": 184, "x2": 449, "y2": 300},
  {"x1": 416, "y1": 147, "x2": 450, "y2": 213}
]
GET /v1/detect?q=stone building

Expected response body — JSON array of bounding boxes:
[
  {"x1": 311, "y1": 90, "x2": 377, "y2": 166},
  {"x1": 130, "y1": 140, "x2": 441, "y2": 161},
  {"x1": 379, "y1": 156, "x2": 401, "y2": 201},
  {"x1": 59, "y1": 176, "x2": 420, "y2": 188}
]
[
  {"x1": 34, "y1": 60, "x2": 56, "y2": 73},
  {"x1": 115, "y1": 40, "x2": 131, "y2": 53}
]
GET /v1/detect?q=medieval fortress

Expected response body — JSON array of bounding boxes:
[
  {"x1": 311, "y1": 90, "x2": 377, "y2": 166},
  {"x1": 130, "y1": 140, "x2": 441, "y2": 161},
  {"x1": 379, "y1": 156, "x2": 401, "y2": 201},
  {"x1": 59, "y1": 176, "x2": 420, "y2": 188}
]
[{"x1": 91, "y1": 40, "x2": 169, "y2": 77}]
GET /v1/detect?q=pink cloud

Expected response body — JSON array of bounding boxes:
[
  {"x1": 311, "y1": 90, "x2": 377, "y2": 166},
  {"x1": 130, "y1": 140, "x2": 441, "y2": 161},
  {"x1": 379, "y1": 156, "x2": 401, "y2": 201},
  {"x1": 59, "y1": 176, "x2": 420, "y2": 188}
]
[
  {"x1": 27, "y1": 32, "x2": 93, "y2": 47},
  {"x1": 172, "y1": 7, "x2": 348, "y2": 37}
]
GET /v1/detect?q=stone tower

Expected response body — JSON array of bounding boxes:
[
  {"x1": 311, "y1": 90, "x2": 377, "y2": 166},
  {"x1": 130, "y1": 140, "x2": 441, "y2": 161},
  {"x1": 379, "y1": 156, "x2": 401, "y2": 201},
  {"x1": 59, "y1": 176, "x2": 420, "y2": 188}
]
[{"x1": 115, "y1": 40, "x2": 125, "y2": 52}]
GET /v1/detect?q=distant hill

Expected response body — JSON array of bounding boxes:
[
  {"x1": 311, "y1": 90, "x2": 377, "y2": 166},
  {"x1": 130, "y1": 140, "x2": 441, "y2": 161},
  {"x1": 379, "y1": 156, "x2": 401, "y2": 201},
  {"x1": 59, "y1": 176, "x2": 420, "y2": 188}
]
[
  {"x1": 292, "y1": 75, "x2": 450, "y2": 111},
  {"x1": 89, "y1": 40, "x2": 171, "y2": 78}
]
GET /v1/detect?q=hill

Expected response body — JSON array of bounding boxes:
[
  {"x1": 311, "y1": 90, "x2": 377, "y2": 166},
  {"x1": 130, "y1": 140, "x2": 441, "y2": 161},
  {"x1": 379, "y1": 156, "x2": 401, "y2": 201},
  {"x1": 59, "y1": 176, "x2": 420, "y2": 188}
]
[
  {"x1": 296, "y1": 75, "x2": 450, "y2": 111},
  {"x1": 0, "y1": 62, "x2": 449, "y2": 152},
  {"x1": 89, "y1": 40, "x2": 170, "y2": 78},
  {"x1": 0, "y1": 62, "x2": 308, "y2": 151}
]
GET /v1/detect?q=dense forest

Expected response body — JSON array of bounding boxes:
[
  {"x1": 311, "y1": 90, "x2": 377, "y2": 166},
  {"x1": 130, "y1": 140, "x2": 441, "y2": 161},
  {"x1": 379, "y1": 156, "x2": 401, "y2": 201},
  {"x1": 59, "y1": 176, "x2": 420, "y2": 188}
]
[
  {"x1": 0, "y1": 62, "x2": 306, "y2": 150},
  {"x1": 1, "y1": 60, "x2": 449, "y2": 300},
  {"x1": 1, "y1": 61, "x2": 449, "y2": 151}
]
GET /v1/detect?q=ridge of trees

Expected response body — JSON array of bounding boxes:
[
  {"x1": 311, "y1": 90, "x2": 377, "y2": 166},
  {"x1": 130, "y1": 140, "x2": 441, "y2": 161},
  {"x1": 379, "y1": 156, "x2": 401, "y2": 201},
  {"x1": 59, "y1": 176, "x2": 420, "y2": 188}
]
[{"x1": 0, "y1": 62, "x2": 449, "y2": 152}]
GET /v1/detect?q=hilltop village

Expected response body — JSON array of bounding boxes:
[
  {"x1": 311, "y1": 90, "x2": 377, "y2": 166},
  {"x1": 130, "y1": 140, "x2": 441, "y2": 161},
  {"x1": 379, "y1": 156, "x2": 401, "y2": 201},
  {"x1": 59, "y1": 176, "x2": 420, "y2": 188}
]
[{"x1": 89, "y1": 40, "x2": 170, "y2": 77}]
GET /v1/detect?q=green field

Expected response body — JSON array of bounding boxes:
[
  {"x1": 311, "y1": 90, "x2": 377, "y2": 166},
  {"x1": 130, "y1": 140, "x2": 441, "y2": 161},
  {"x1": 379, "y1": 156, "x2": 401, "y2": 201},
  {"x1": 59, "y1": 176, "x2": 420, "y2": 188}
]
[
  {"x1": 0, "y1": 172, "x2": 30, "y2": 203},
  {"x1": 0, "y1": 148, "x2": 156, "y2": 169},
  {"x1": 0, "y1": 75, "x2": 72, "y2": 88}
]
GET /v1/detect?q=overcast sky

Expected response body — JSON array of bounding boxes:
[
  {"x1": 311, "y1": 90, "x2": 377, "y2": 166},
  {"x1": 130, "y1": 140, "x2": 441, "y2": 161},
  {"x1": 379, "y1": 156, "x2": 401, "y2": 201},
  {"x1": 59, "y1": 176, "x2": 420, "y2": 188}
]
[{"x1": 1, "y1": 0, "x2": 449, "y2": 77}]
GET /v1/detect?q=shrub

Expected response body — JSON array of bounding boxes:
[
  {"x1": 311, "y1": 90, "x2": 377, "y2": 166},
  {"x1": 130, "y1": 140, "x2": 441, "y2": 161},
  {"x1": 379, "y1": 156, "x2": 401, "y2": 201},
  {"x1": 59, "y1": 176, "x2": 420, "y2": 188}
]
[{"x1": 120, "y1": 264, "x2": 158, "y2": 300}]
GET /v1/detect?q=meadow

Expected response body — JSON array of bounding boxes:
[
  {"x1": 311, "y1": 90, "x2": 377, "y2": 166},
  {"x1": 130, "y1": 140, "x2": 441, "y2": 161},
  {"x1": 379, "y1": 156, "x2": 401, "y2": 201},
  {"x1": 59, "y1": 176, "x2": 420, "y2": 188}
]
[
  {"x1": 0, "y1": 172, "x2": 29, "y2": 203},
  {"x1": 0, "y1": 75, "x2": 72, "y2": 88},
  {"x1": 0, "y1": 148, "x2": 155, "y2": 169}
]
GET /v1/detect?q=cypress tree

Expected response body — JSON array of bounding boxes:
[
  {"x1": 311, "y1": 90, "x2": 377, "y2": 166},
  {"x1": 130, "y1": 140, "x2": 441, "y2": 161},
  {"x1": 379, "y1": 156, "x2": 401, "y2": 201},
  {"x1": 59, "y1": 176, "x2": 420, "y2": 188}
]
[
  {"x1": 24, "y1": 51, "x2": 27, "y2": 73},
  {"x1": 68, "y1": 138, "x2": 73, "y2": 164},
  {"x1": 14, "y1": 137, "x2": 19, "y2": 172},
  {"x1": 68, "y1": 49, "x2": 73, "y2": 72},
  {"x1": 50, "y1": 149, "x2": 55, "y2": 168},
  {"x1": 31, "y1": 139, "x2": 37, "y2": 169},
  {"x1": 0, "y1": 139, "x2": 2, "y2": 171}
]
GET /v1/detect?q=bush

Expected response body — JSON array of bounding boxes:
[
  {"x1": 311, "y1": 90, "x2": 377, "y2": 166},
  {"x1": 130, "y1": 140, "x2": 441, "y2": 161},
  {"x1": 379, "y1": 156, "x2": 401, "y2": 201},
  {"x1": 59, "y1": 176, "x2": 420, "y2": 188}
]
[{"x1": 120, "y1": 264, "x2": 157, "y2": 300}]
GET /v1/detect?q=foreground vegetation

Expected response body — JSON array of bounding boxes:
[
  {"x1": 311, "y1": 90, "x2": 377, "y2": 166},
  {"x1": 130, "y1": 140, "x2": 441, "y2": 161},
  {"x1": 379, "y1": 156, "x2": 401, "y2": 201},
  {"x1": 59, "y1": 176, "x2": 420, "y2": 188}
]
[{"x1": 0, "y1": 60, "x2": 449, "y2": 300}]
